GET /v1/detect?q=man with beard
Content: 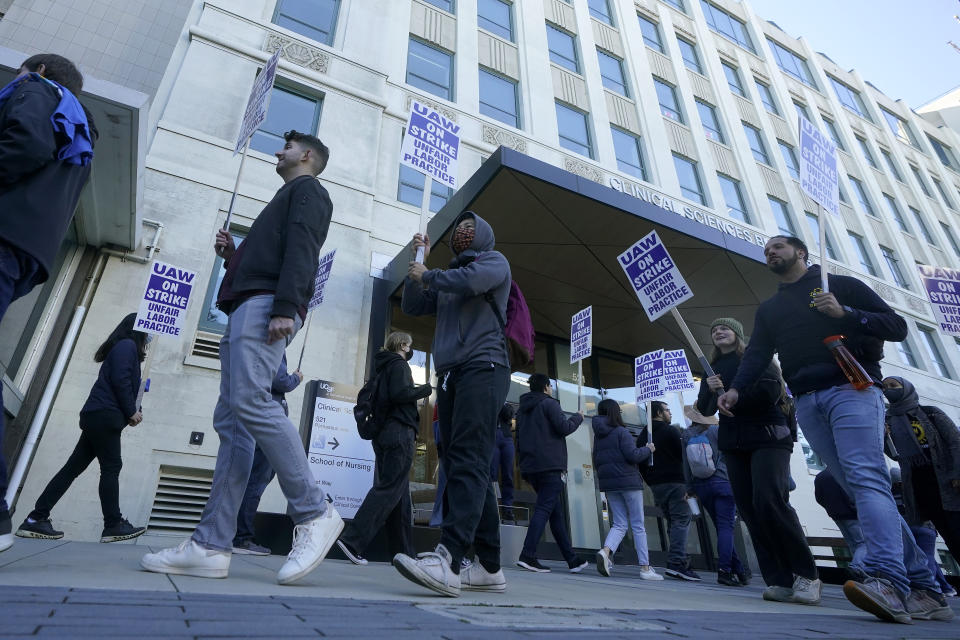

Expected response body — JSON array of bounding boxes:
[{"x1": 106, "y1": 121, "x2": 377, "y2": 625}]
[{"x1": 717, "y1": 236, "x2": 951, "y2": 624}]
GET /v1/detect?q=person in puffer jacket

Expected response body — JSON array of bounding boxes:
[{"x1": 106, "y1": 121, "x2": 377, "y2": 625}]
[{"x1": 592, "y1": 399, "x2": 660, "y2": 580}]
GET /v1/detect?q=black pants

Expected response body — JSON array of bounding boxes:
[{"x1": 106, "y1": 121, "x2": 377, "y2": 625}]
[
  {"x1": 340, "y1": 421, "x2": 416, "y2": 557},
  {"x1": 911, "y1": 463, "x2": 960, "y2": 564},
  {"x1": 437, "y1": 360, "x2": 510, "y2": 572},
  {"x1": 30, "y1": 410, "x2": 126, "y2": 527},
  {"x1": 724, "y1": 447, "x2": 817, "y2": 587},
  {"x1": 521, "y1": 471, "x2": 576, "y2": 562}
]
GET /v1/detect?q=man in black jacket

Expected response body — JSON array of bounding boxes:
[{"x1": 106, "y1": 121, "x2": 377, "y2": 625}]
[
  {"x1": 0, "y1": 54, "x2": 95, "y2": 554},
  {"x1": 141, "y1": 131, "x2": 342, "y2": 586},
  {"x1": 515, "y1": 374, "x2": 586, "y2": 573},
  {"x1": 718, "y1": 236, "x2": 949, "y2": 624}
]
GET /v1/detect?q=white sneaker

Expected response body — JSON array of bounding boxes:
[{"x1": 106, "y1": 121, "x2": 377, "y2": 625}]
[
  {"x1": 790, "y1": 575, "x2": 823, "y2": 605},
  {"x1": 461, "y1": 557, "x2": 506, "y2": 592},
  {"x1": 393, "y1": 543, "x2": 461, "y2": 597},
  {"x1": 0, "y1": 533, "x2": 12, "y2": 553},
  {"x1": 596, "y1": 549, "x2": 613, "y2": 577},
  {"x1": 277, "y1": 507, "x2": 344, "y2": 585},
  {"x1": 639, "y1": 567, "x2": 664, "y2": 581},
  {"x1": 140, "y1": 539, "x2": 230, "y2": 578}
]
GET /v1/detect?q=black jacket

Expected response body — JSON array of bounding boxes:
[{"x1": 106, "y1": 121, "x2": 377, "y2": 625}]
[
  {"x1": 226, "y1": 175, "x2": 332, "y2": 319},
  {"x1": 637, "y1": 420, "x2": 685, "y2": 486},
  {"x1": 592, "y1": 415, "x2": 649, "y2": 492},
  {"x1": 80, "y1": 339, "x2": 141, "y2": 422},
  {"x1": 0, "y1": 79, "x2": 96, "y2": 281},
  {"x1": 516, "y1": 391, "x2": 583, "y2": 475},
  {"x1": 374, "y1": 350, "x2": 431, "y2": 430},
  {"x1": 731, "y1": 266, "x2": 907, "y2": 395},
  {"x1": 697, "y1": 351, "x2": 792, "y2": 452}
]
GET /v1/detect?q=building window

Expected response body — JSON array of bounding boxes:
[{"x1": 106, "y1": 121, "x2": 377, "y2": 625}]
[
  {"x1": 932, "y1": 176, "x2": 956, "y2": 210},
  {"x1": 398, "y1": 164, "x2": 454, "y2": 212},
  {"x1": 718, "y1": 174, "x2": 748, "y2": 222},
  {"x1": 880, "y1": 245, "x2": 910, "y2": 289},
  {"x1": 928, "y1": 135, "x2": 958, "y2": 171},
  {"x1": 910, "y1": 207, "x2": 936, "y2": 245},
  {"x1": 847, "y1": 232, "x2": 877, "y2": 276},
  {"x1": 847, "y1": 175, "x2": 876, "y2": 217},
  {"x1": 722, "y1": 62, "x2": 745, "y2": 97},
  {"x1": 768, "y1": 196, "x2": 795, "y2": 236},
  {"x1": 838, "y1": 182, "x2": 848, "y2": 204},
  {"x1": 829, "y1": 76, "x2": 870, "y2": 120},
  {"x1": 249, "y1": 85, "x2": 322, "y2": 155},
  {"x1": 855, "y1": 135, "x2": 878, "y2": 168},
  {"x1": 588, "y1": 0, "x2": 614, "y2": 25},
  {"x1": 898, "y1": 334, "x2": 920, "y2": 368},
  {"x1": 479, "y1": 68, "x2": 519, "y2": 128},
  {"x1": 273, "y1": 0, "x2": 340, "y2": 45},
  {"x1": 478, "y1": 0, "x2": 513, "y2": 40},
  {"x1": 700, "y1": 0, "x2": 755, "y2": 53},
  {"x1": 805, "y1": 212, "x2": 837, "y2": 259},
  {"x1": 637, "y1": 15, "x2": 664, "y2": 52},
  {"x1": 555, "y1": 102, "x2": 592, "y2": 158},
  {"x1": 919, "y1": 326, "x2": 952, "y2": 378},
  {"x1": 677, "y1": 37, "x2": 702, "y2": 73},
  {"x1": 768, "y1": 39, "x2": 817, "y2": 88},
  {"x1": 742, "y1": 123, "x2": 769, "y2": 164},
  {"x1": 662, "y1": 0, "x2": 685, "y2": 11},
  {"x1": 199, "y1": 232, "x2": 246, "y2": 335},
  {"x1": 882, "y1": 194, "x2": 909, "y2": 233},
  {"x1": 880, "y1": 107, "x2": 919, "y2": 147},
  {"x1": 547, "y1": 25, "x2": 580, "y2": 73},
  {"x1": 696, "y1": 100, "x2": 724, "y2": 143},
  {"x1": 407, "y1": 38, "x2": 454, "y2": 100},
  {"x1": 597, "y1": 50, "x2": 629, "y2": 96},
  {"x1": 654, "y1": 79, "x2": 683, "y2": 123},
  {"x1": 793, "y1": 100, "x2": 810, "y2": 122},
  {"x1": 880, "y1": 148, "x2": 903, "y2": 181},
  {"x1": 674, "y1": 154, "x2": 706, "y2": 204},
  {"x1": 910, "y1": 164, "x2": 932, "y2": 197},
  {"x1": 942, "y1": 221, "x2": 960, "y2": 257},
  {"x1": 821, "y1": 117, "x2": 845, "y2": 151},
  {"x1": 779, "y1": 141, "x2": 800, "y2": 180},
  {"x1": 611, "y1": 126, "x2": 646, "y2": 180},
  {"x1": 422, "y1": 0, "x2": 455, "y2": 12},
  {"x1": 754, "y1": 79, "x2": 779, "y2": 115}
]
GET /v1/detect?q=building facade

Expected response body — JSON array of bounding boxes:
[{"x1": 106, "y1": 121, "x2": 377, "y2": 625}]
[{"x1": 2, "y1": 0, "x2": 960, "y2": 567}]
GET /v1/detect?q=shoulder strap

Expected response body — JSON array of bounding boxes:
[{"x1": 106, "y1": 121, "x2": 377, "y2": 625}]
[{"x1": 484, "y1": 291, "x2": 506, "y2": 331}]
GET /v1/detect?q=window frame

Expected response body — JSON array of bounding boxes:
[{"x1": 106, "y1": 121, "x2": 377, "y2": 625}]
[
  {"x1": 397, "y1": 162, "x2": 454, "y2": 212},
  {"x1": 942, "y1": 221, "x2": 960, "y2": 257},
  {"x1": 637, "y1": 14, "x2": 664, "y2": 52},
  {"x1": 700, "y1": 0, "x2": 755, "y2": 53},
  {"x1": 721, "y1": 62, "x2": 745, "y2": 97},
  {"x1": 742, "y1": 122, "x2": 769, "y2": 164},
  {"x1": 779, "y1": 141, "x2": 800, "y2": 180},
  {"x1": 880, "y1": 245, "x2": 910, "y2": 290},
  {"x1": 546, "y1": 24, "x2": 581, "y2": 73},
  {"x1": 829, "y1": 75, "x2": 870, "y2": 120},
  {"x1": 821, "y1": 117, "x2": 845, "y2": 151},
  {"x1": 855, "y1": 135, "x2": 878, "y2": 168},
  {"x1": 918, "y1": 325, "x2": 952, "y2": 378},
  {"x1": 754, "y1": 78, "x2": 779, "y2": 115},
  {"x1": 909, "y1": 206, "x2": 936, "y2": 245},
  {"x1": 676, "y1": 36, "x2": 702, "y2": 73},
  {"x1": 897, "y1": 333, "x2": 921, "y2": 368},
  {"x1": 927, "y1": 134, "x2": 958, "y2": 171},
  {"x1": 422, "y1": 0, "x2": 455, "y2": 12},
  {"x1": 768, "y1": 38, "x2": 817, "y2": 88},
  {"x1": 477, "y1": 0, "x2": 514, "y2": 41},
  {"x1": 717, "y1": 173, "x2": 749, "y2": 223},
  {"x1": 696, "y1": 100, "x2": 725, "y2": 143},
  {"x1": 910, "y1": 164, "x2": 932, "y2": 197},
  {"x1": 767, "y1": 196, "x2": 796, "y2": 236},
  {"x1": 555, "y1": 101, "x2": 593, "y2": 158},
  {"x1": 880, "y1": 148, "x2": 903, "y2": 181},
  {"x1": 654, "y1": 78, "x2": 684, "y2": 123},
  {"x1": 478, "y1": 66, "x2": 520, "y2": 128},
  {"x1": 932, "y1": 176, "x2": 956, "y2": 210},
  {"x1": 248, "y1": 84, "x2": 322, "y2": 155},
  {"x1": 673, "y1": 153, "x2": 706, "y2": 205},
  {"x1": 588, "y1": 0, "x2": 614, "y2": 25},
  {"x1": 882, "y1": 194, "x2": 909, "y2": 233},
  {"x1": 406, "y1": 37, "x2": 455, "y2": 100},
  {"x1": 597, "y1": 49, "x2": 629, "y2": 96},
  {"x1": 880, "y1": 106, "x2": 919, "y2": 147},
  {"x1": 805, "y1": 211, "x2": 837, "y2": 260},
  {"x1": 198, "y1": 230, "x2": 248, "y2": 335},
  {"x1": 611, "y1": 126, "x2": 646, "y2": 180},
  {"x1": 272, "y1": 0, "x2": 341, "y2": 45},
  {"x1": 847, "y1": 175, "x2": 876, "y2": 217},
  {"x1": 847, "y1": 231, "x2": 877, "y2": 276}
]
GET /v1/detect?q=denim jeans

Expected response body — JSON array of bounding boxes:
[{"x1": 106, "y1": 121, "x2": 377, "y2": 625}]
[
  {"x1": 604, "y1": 489, "x2": 649, "y2": 566},
  {"x1": 650, "y1": 482, "x2": 691, "y2": 568},
  {"x1": 911, "y1": 523, "x2": 954, "y2": 594},
  {"x1": 490, "y1": 429, "x2": 515, "y2": 509},
  {"x1": 192, "y1": 295, "x2": 326, "y2": 552},
  {"x1": 796, "y1": 383, "x2": 937, "y2": 594},
  {"x1": 692, "y1": 476, "x2": 745, "y2": 574},
  {"x1": 521, "y1": 470, "x2": 576, "y2": 563},
  {"x1": 835, "y1": 518, "x2": 868, "y2": 576},
  {"x1": 232, "y1": 445, "x2": 275, "y2": 545},
  {"x1": 0, "y1": 242, "x2": 42, "y2": 517}
]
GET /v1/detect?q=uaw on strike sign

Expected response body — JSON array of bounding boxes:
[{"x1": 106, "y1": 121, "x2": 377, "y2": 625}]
[
  {"x1": 135, "y1": 261, "x2": 197, "y2": 337},
  {"x1": 399, "y1": 100, "x2": 460, "y2": 190},
  {"x1": 618, "y1": 230, "x2": 693, "y2": 321}
]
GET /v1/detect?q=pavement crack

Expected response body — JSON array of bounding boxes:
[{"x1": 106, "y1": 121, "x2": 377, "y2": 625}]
[{"x1": 164, "y1": 572, "x2": 181, "y2": 593}]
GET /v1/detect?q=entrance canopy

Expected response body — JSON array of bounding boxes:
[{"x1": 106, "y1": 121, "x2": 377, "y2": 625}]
[{"x1": 386, "y1": 147, "x2": 780, "y2": 373}]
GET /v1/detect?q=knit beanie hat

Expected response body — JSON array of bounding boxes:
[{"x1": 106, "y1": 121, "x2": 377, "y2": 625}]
[{"x1": 710, "y1": 317, "x2": 745, "y2": 343}]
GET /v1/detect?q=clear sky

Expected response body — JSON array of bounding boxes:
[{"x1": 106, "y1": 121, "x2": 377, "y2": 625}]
[{"x1": 747, "y1": 0, "x2": 960, "y2": 109}]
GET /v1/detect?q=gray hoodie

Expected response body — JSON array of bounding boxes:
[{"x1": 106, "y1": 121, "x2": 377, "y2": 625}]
[{"x1": 401, "y1": 211, "x2": 511, "y2": 373}]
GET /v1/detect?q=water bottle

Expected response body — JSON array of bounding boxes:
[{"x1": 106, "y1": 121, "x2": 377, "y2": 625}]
[{"x1": 822, "y1": 335, "x2": 873, "y2": 390}]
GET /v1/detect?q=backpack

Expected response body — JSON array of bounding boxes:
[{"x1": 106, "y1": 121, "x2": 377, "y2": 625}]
[
  {"x1": 485, "y1": 280, "x2": 535, "y2": 371},
  {"x1": 353, "y1": 361, "x2": 396, "y2": 440},
  {"x1": 685, "y1": 431, "x2": 716, "y2": 479}
]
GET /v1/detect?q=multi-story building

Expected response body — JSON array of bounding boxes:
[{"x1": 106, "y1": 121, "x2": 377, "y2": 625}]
[{"x1": 2, "y1": 0, "x2": 959, "y2": 570}]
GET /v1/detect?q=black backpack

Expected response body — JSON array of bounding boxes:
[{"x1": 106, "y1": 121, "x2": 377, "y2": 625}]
[{"x1": 353, "y1": 362, "x2": 395, "y2": 440}]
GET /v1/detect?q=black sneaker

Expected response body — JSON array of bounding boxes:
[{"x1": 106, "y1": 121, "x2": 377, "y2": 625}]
[
  {"x1": 336, "y1": 539, "x2": 368, "y2": 565},
  {"x1": 735, "y1": 568, "x2": 751, "y2": 586},
  {"x1": 717, "y1": 569, "x2": 740, "y2": 587},
  {"x1": 843, "y1": 577, "x2": 912, "y2": 624},
  {"x1": 665, "y1": 564, "x2": 702, "y2": 582},
  {"x1": 904, "y1": 589, "x2": 955, "y2": 621},
  {"x1": 568, "y1": 556, "x2": 589, "y2": 573},
  {"x1": 100, "y1": 519, "x2": 145, "y2": 543},
  {"x1": 15, "y1": 518, "x2": 63, "y2": 540},
  {"x1": 0, "y1": 511, "x2": 12, "y2": 552},
  {"x1": 516, "y1": 555, "x2": 551, "y2": 573}
]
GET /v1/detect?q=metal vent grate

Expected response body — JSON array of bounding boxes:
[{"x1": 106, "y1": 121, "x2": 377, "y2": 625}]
[
  {"x1": 147, "y1": 466, "x2": 214, "y2": 536},
  {"x1": 190, "y1": 331, "x2": 222, "y2": 359}
]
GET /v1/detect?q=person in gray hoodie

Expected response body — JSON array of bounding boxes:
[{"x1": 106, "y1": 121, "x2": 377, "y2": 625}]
[{"x1": 393, "y1": 211, "x2": 512, "y2": 597}]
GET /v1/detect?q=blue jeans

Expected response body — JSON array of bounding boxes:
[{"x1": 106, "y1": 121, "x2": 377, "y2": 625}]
[
  {"x1": 522, "y1": 470, "x2": 576, "y2": 562},
  {"x1": 796, "y1": 384, "x2": 937, "y2": 594},
  {"x1": 693, "y1": 476, "x2": 745, "y2": 574},
  {"x1": 835, "y1": 518, "x2": 868, "y2": 576},
  {"x1": 232, "y1": 445, "x2": 275, "y2": 545},
  {"x1": 192, "y1": 295, "x2": 326, "y2": 552},
  {"x1": 911, "y1": 523, "x2": 954, "y2": 594},
  {"x1": 604, "y1": 489, "x2": 649, "y2": 566},
  {"x1": 0, "y1": 242, "x2": 43, "y2": 517}
]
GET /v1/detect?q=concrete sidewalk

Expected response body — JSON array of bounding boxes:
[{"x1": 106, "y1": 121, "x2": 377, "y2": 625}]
[{"x1": 0, "y1": 537, "x2": 956, "y2": 638}]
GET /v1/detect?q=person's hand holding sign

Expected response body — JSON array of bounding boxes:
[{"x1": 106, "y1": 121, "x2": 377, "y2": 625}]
[
  {"x1": 215, "y1": 229, "x2": 236, "y2": 261},
  {"x1": 409, "y1": 233, "x2": 430, "y2": 283},
  {"x1": 267, "y1": 317, "x2": 295, "y2": 344}
]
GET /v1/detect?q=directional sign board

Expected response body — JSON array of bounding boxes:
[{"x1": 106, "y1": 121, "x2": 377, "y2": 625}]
[
  {"x1": 308, "y1": 250, "x2": 337, "y2": 310},
  {"x1": 663, "y1": 349, "x2": 696, "y2": 393},
  {"x1": 135, "y1": 261, "x2": 196, "y2": 337},
  {"x1": 399, "y1": 100, "x2": 460, "y2": 190},
  {"x1": 798, "y1": 114, "x2": 839, "y2": 217},
  {"x1": 570, "y1": 306, "x2": 593, "y2": 364},
  {"x1": 918, "y1": 264, "x2": 960, "y2": 337},
  {"x1": 618, "y1": 231, "x2": 693, "y2": 322},
  {"x1": 235, "y1": 49, "x2": 281, "y2": 154},
  {"x1": 302, "y1": 379, "x2": 374, "y2": 519},
  {"x1": 635, "y1": 349, "x2": 665, "y2": 404}
]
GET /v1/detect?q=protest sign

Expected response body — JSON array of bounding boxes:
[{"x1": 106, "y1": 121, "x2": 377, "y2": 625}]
[
  {"x1": 663, "y1": 349, "x2": 696, "y2": 393},
  {"x1": 635, "y1": 349, "x2": 665, "y2": 404},
  {"x1": 618, "y1": 231, "x2": 693, "y2": 322},
  {"x1": 918, "y1": 264, "x2": 960, "y2": 337},
  {"x1": 400, "y1": 100, "x2": 460, "y2": 190},
  {"x1": 570, "y1": 306, "x2": 593, "y2": 364},
  {"x1": 798, "y1": 114, "x2": 839, "y2": 217},
  {"x1": 235, "y1": 50, "x2": 281, "y2": 154},
  {"x1": 135, "y1": 261, "x2": 196, "y2": 338},
  {"x1": 309, "y1": 250, "x2": 337, "y2": 309}
]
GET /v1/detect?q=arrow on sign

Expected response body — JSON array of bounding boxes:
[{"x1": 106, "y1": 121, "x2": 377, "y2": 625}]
[
  {"x1": 325, "y1": 495, "x2": 333, "y2": 504},
  {"x1": 329, "y1": 436, "x2": 340, "y2": 450}
]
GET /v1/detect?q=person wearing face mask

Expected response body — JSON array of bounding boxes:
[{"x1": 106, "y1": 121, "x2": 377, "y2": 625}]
[
  {"x1": 336, "y1": 332, "x2": 431, "y2": 565},
  {"x1": 883, "y1": 376, "x2": 960, "y2": 567},
  {"x1": 395, "y1": 212, "x2": 512, "y2": 597}
]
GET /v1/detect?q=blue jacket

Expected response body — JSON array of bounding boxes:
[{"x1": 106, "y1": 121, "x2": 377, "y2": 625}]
[
  {"x1": 516, "y1": 391, "x2": 582, "y2": 475},
  {"x1": 81, "y1": 338, "x2": 141, "y2": 422},
  {"x1": 272, "y1": 354, "x2": 301, "y2": 416},
  {"x1": 592, "y1": 415, "x2": 649, "y2": 492}
]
